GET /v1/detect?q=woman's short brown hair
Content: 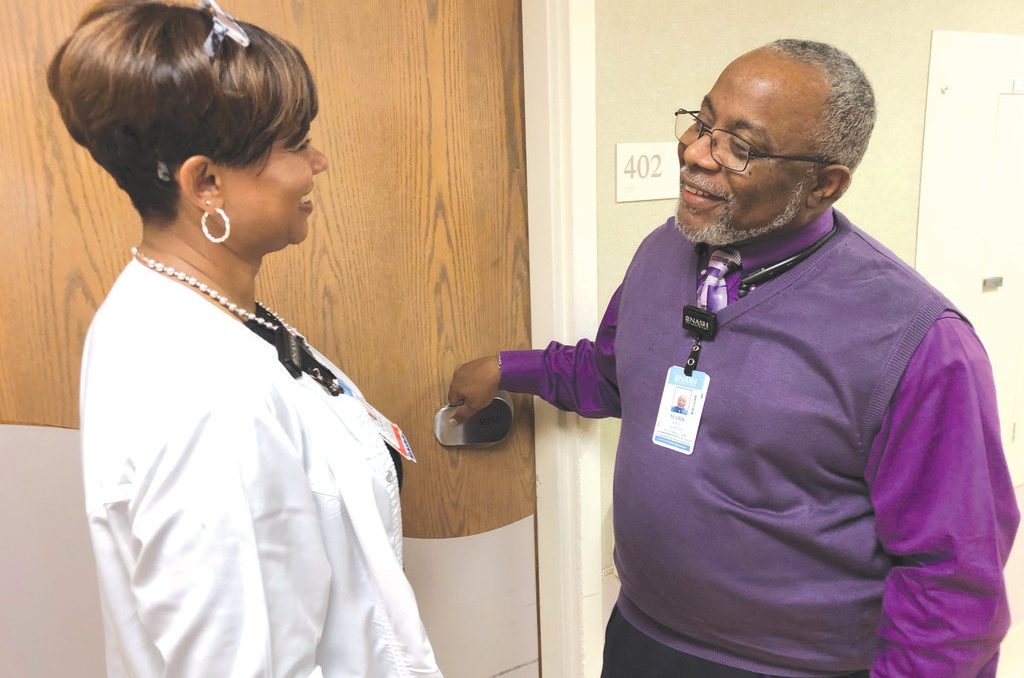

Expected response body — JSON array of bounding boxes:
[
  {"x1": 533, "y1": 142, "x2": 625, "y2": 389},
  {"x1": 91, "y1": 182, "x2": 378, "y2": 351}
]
[{"x1": 47, "y1": 0, "x2": 318, "y2": 222}]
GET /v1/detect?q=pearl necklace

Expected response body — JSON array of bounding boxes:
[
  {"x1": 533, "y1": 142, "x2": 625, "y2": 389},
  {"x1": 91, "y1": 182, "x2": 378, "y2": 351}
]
[{"x1": 130, "y1": 246, "x2": 298, "y2": 335}]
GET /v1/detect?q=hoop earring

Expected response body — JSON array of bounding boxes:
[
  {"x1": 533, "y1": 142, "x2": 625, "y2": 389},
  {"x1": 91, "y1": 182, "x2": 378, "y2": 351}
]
[{"x1": 201, "y1": 208, "x2": 231, "y2": 244}]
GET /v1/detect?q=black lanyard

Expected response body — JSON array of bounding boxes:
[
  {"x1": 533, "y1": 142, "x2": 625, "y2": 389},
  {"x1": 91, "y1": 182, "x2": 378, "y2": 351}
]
[
  {"x1": 244, "y1": 305, "x2": 345, "y2": 396},
  {"x1": 681, "y1": 223, "x2": 837, "y2": 376},
  {"x1": 243, "y1": 305, "x2": 405, "y2": 489}
]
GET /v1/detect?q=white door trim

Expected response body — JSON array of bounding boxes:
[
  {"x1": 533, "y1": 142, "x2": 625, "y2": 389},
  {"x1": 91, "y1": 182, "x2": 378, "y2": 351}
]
[{"x1": 521, "y1": 1, "x2": 604, "y2": 676}]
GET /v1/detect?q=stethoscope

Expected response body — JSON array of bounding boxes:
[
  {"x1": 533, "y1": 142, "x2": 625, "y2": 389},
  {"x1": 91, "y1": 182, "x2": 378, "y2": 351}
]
[
  {"x1": 683, "y1": 220, "x2": 838, "y2": 376},
  {"x1": 736, "y1": 223, "x2": 838, "y2": 298}
]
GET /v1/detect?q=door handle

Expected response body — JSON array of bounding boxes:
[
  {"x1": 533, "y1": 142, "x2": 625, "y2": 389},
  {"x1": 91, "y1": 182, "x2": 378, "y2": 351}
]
[{"x1": 434, "y1": 391, "x2": 514, "y2": 447}]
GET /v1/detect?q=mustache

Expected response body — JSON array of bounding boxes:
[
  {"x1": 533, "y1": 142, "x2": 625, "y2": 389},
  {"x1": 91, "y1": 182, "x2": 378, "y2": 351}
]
[{"x1": 680, "y1": 167, "x2": 732, "y2": 201}]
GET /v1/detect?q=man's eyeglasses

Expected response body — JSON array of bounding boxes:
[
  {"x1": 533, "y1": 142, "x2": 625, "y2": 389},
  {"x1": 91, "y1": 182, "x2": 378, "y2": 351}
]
[{"x1": 674, "y1": 109, "x2": 839, "y2": 173}]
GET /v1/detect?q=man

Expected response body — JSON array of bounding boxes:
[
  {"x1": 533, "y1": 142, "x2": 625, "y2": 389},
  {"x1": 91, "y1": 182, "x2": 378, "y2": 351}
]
[
  {"x1": 447, "y1": 40, "x2": 1018, "y2": 677},
  {"x1": 671, "y1": 394, "x2": 688, "y2": 415}
]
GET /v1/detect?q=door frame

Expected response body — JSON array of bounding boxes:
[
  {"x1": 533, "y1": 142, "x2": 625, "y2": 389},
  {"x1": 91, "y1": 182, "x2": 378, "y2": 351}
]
[{"x1": 522, "y1": 1, "x2": 604, "y2": 676}]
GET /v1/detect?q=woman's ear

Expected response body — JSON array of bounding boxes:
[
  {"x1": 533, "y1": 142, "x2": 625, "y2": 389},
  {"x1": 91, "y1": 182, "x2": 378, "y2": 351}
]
[{"x1": 177, "y1": 155, "x2": 222, "y2": 212}]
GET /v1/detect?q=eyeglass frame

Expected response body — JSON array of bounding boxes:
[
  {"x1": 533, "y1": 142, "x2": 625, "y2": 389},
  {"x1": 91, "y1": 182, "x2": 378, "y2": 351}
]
[{"x1": 674, "y1": 109, "x2": 840, "y2": 172}]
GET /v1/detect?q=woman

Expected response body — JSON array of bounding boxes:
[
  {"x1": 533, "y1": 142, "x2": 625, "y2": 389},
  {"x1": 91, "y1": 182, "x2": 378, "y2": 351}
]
[{"x1": 48, "y1": 2, "x2": 441, "y2": 676}]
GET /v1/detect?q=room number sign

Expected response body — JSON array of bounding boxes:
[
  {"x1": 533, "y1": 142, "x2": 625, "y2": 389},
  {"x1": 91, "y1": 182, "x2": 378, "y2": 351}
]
[{"x1": 615, "y1": 141, "x2": 679, "y2": 203}]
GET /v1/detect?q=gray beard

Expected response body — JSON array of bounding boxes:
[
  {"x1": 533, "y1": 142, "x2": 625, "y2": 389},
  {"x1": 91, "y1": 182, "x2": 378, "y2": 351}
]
[{"x1": 676, "y1": 174, "x2": 810, "y2": 246}]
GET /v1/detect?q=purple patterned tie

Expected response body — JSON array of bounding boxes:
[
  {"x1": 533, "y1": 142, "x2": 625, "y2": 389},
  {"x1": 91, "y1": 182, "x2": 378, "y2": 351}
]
[{"x1": 698, "y1": 247, "x2": 741, "y2": 312}]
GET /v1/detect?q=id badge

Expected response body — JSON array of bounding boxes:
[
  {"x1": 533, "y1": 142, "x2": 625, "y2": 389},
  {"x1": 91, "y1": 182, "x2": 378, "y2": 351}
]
[
  {"x1": 651, "y1": 366, "x2": 710, "y2": 455},
  {"x1": 357, "y1": 399, "x2": 416, "y2": 462}
]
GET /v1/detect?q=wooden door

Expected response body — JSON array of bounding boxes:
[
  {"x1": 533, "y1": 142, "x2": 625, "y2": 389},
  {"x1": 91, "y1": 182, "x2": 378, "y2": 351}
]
[
  {"x1": 0, "y1": 0, "x2": 534, "y2": 538},
  {"x1": 1, "y1": 2, "x2": 537, "y2": 675}
]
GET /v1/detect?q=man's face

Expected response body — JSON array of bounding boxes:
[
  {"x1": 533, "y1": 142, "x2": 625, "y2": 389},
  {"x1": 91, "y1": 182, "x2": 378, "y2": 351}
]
[{"x1": 675, "y1": 49, "x2": 829, "y2": 245}]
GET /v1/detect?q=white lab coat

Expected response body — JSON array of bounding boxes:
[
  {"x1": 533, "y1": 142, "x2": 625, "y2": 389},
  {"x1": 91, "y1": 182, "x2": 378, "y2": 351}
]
[{"x1": 80, "y1": 260, "x2": 441, "y2": 678}]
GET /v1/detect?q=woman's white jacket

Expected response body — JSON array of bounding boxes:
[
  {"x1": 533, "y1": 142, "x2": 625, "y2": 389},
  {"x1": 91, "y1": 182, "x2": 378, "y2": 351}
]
[{"x1": 80, "y1": 261, "x2": 441, "y2": 678}]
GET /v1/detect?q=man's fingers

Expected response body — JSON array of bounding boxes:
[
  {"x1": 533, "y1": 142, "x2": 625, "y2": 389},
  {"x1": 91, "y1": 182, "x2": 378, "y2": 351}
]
[
  {"x1": 448, "y1": 402, "x2": 478, "y2": 426},
  {"x1": 448, "y1": 405, "x2": 468, "y2": 426},
  {"x1": 446, "y1": 354, "x2": 501, "y2": 425},
  {"x1": 445, "y1": 385, "x2": 467, "y2": 424},
  {"x1": 447, "y1": 390, "x2": 465, "y2": 407}
]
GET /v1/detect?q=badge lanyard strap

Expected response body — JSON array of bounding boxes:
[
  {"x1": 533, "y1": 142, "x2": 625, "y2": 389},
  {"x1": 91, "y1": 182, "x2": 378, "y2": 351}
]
[
  {"x1": 682, "y1": 309, "x2": 714, "y2": 376},
  {"x1": 243, "y1": 307, "x2": 408, "y2": 488},
  {"x1": 684, "y1": 340, "x2": 702, "y2": 377},
  {"x1": 682, "y1": 223, "x2": 838, "y2": 376},
  {"x1": 243, "y1": 305, "x2": 347, "y2": 396}
]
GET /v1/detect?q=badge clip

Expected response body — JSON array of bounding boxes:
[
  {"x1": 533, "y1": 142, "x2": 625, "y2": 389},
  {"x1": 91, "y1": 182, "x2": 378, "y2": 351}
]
[
  {"x1": 274, "y1": 325, "x2": 304, "y2": 379},
  {"x1": 682, "y1": 305, "x2": 717, "y2": 341}
]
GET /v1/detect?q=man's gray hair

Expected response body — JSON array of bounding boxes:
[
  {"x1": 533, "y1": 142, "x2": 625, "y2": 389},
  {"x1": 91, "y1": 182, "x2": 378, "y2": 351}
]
[{"x1": 765, "y1": 39, "x2": 876, "y2": 171}]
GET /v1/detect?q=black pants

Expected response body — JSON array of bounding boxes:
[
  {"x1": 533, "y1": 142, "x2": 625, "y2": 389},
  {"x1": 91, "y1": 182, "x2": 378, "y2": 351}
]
[{"x1": 600, "y1": 605, "x2": 869, "y2": 678}]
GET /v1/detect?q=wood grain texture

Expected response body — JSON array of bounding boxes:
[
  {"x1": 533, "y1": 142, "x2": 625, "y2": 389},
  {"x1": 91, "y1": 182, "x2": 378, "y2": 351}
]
[
  {"x1": 0, "y1": 0, "x2": 140, "y2": 428},
  {"x1": 0, "y1": 0, "x2": 533, "y2": 538}
]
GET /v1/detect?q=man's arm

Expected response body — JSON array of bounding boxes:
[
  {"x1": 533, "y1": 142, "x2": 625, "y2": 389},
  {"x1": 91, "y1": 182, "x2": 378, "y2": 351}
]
[
  {"x1": 447, "y1": 286, "x2": 623, "y2": 423},
  {"x1": 866, "y1": 312, "x2": 1019, "y2": 677}
]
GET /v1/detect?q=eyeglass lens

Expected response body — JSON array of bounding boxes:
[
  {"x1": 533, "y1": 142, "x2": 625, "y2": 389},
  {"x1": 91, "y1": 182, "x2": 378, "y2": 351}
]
[{"x1": 675, "y1": 113, "x2": 750, "y2": 171}]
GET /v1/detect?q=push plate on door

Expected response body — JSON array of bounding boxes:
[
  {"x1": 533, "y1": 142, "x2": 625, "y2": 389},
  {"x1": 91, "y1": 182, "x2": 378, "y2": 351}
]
[{"x1": 434, "y1": 391, "x2": 514, "y2": 448}]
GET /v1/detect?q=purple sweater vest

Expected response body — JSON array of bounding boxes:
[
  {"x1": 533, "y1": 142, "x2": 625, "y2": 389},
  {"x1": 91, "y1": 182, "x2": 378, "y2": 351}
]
[{"x1": 612, "y1": 211, "x2": 952, "y2": 674}]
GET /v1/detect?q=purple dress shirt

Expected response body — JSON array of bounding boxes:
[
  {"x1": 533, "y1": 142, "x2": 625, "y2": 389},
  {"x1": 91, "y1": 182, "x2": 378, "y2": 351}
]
[{"x1": 500, "y1": 208, "x2": 1018, "y2": 676}]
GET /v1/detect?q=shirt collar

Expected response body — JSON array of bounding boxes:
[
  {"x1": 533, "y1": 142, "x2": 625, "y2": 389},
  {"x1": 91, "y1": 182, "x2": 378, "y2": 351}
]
[{"x1": 734, "y1": 207, "x2": 835, "y2": 273}]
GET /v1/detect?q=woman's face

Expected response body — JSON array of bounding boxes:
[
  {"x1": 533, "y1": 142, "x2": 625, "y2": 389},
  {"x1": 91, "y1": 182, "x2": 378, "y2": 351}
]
[{"x1": 217, "y1": 137, "x2": 328, "y2": 257}]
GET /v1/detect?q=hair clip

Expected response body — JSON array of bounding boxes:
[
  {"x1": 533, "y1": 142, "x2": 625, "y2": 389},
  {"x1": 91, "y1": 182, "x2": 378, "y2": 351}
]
[
  {"x1": 156, "y1": 160, "x2": 172, "y2": 182},
  {"x1": 199, "y1": 0, "x2": 250, "y2": 61}
]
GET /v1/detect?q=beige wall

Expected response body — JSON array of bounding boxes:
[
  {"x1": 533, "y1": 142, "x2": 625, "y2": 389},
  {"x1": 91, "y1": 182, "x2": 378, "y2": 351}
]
[
  {"x1": 0, "y1": 426, "x2": 105, "y2": 677},
  {"x1": 594, "y1": 1, "x2": 1024, "y2": 568}
]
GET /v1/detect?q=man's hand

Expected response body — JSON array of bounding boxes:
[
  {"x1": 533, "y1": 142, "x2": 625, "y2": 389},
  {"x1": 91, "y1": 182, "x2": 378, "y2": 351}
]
[{"x1": 446, "y1": 355, "x2": 501, "y2": 425}]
